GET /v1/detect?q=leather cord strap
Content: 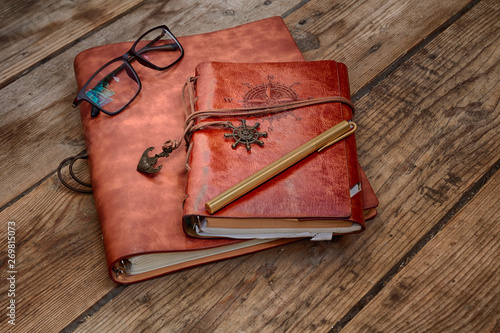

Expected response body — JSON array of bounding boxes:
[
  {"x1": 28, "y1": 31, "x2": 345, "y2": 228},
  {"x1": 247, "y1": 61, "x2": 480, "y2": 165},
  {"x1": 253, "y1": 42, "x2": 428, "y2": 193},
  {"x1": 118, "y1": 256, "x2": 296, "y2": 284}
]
[
  {"x1": 158, "y1": 76, "x2": 356, "y2": 154},
  {"x1": 172, "y1": 76, "x2": 356, "y2": 169},
  {"x1": 62, "y1": 75, "x2": 357, "y2": 185},
  {"x1": 57, "y1": 151, "x2": 93, "y2": 193}
]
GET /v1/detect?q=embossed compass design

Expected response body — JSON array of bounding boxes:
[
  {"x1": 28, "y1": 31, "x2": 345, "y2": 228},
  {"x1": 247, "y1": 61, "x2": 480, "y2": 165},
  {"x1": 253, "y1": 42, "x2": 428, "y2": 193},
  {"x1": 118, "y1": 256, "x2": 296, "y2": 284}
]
[
  {"x1": 224, "y1": 119, "x2": 268, "y2": 151},
  {"x1": 242, "y1": 76, "x2": 301, "y2": 107}
]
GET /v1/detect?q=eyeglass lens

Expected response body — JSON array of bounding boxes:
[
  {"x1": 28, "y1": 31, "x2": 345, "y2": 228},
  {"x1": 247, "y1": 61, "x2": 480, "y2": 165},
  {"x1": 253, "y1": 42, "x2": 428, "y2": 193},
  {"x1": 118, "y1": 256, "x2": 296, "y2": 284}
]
[
  {"x1": 85, "y1": 59, "x2": 139, "y2": 113},
  {"x1": 133, "y1": 27, "x2": 182, "y2": 68},
  {"x1": 83, "y1": 27, "x2": 182, "y2": 114}
]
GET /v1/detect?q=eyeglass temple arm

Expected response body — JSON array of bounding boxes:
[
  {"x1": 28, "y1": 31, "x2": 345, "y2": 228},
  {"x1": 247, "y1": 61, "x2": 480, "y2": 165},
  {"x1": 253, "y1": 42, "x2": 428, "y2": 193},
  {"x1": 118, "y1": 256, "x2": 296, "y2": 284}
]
[
  {"x1": 93, "y1": 31, "x2": 176, "y2": 81},
  {"x1": 136, "y1": 43, "x2": 179, "y2": 53},
  {"x1": 92, "y1": 42, "x2": 178, "y2": 86},
  {"x1": 93, "y1": 39, "x2": 176, "y2": 84}
]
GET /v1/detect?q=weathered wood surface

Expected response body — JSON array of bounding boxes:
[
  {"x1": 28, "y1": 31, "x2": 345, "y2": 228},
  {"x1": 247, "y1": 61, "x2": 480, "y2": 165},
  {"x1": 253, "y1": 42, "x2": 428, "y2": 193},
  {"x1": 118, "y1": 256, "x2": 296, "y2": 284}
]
[
  {"x1": 342, "y1": 171, "x2": 500, "y2": 332},
  {"x1": 0, "y1": 0, "x2": 471, "y2": 209},
  {"x1": 285, "y1": 0, "x2": 474, "y2": 90},
  {"x1": 70, "y1": 0, "x2": 500, "y2": 331},
  {"x1": 0, "y1": 0, "x2": 309, "y2": 209},
  {"x1": 0, "y1": 174, "x2": 115, "y2": 332},
  {"x1": 0, "y1": 0, "x2": 498, "y2": 332},
  {"x1": 0, "y1": 0, "x2": 146, "y2": 88}
]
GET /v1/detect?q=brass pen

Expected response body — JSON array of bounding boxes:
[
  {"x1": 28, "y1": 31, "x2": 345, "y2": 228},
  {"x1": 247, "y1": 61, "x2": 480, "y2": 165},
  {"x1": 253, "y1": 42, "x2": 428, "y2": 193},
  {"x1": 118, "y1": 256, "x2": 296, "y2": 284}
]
[{"x1": 205, "y1": 120, "x2": 357, "y2": 214}]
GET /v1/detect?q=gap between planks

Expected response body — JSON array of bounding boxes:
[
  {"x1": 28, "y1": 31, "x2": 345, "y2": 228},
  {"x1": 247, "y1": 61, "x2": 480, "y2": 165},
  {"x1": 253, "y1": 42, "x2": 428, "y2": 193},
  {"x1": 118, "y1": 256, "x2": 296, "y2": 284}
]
[
  {"x1": 57, "y1": 1, "x2": 487, "y2": 331},
  {"x1": 351, "y1": 0, "x2": 482, "y2": 102},
  {"x1": 330, "y1": 158, "x2": 500, "y2": 333},
  {"x1": 281, "y1": 0, "x2": 313, "y2": 19},
  {"x1": 0, "y1": 150, "x2": 88, "y2": 214},
  {"x1": 0, "y1": 0, "x2": 148, "y2": 90},
  {"x1": 340, "y1": 164, "x2": 500, "y2": 332}
]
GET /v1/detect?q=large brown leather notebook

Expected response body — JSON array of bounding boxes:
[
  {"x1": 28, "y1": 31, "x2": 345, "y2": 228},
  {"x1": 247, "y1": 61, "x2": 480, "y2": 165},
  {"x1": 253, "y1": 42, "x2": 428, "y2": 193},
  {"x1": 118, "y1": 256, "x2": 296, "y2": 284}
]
[
  {"x1": 74, "y1": 18, "x2": 308, "y2": 284},
  {"x1": 184, "y1": 61, "x2": 368, "y2": 240},
  {"x1": 73, "y1": 17, "x2": 378, "y2": 284}
]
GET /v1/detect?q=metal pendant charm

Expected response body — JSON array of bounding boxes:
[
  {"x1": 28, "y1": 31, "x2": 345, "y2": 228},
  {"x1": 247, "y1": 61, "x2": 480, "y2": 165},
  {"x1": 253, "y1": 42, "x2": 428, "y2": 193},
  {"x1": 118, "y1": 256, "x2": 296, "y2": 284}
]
[
  {"x1": 137, "y1": 140, "x2": 176, "y2": 174},
  {"x1": 224, "y1": 119, "x2": 268, "y2": 151}
]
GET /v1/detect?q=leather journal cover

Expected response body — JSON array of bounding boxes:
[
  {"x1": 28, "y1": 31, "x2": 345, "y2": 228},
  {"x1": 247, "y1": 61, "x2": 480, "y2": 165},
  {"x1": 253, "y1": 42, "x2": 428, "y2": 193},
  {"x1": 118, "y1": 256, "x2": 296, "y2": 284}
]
[
  {"x1": 183, "y1": 61, "x2": 371, "y2": 240},
  {"x1": 74, "y1": 17, "x2": 307, "y2": 284},
  {"x1": 73, "y1": 18, "x2": 378, "y2": 284}
]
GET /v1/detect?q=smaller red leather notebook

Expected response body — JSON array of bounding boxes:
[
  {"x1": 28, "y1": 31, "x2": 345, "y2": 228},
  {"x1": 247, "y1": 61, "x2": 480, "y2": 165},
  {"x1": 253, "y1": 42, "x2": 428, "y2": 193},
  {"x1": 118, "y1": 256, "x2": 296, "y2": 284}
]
[{"x1": 183, "y1": 61, "x2": 375, "y2": 240}]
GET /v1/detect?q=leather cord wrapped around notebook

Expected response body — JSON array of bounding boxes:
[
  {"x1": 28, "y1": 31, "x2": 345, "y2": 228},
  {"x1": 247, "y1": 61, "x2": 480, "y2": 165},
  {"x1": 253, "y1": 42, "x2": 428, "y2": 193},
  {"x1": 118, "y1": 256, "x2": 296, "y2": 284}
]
[
  {"x1": 183, "y1": 61, "x2": 374, "y2": 240},
  {"x1": 72, "y1": 17, "x2": 378, "y2": 284}
]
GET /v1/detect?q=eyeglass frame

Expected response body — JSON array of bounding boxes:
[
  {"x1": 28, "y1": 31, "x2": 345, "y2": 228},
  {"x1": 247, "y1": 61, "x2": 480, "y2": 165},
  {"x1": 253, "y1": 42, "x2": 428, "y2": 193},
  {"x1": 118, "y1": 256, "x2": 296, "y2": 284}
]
[{"x1": 72, "y1": 25, "x2": 184, "y2": 117}]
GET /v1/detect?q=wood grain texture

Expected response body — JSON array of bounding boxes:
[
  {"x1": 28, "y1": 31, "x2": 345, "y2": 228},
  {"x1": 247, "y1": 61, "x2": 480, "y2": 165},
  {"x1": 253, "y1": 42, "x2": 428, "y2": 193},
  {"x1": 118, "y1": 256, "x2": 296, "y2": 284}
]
[
  {"x1": 342, "y1": 171, "x2": 500, "y2": 333},
  {"x1": 284, "y1": 0, "x2": 472, "y2": 92},
  {"x1": 0, "y1": 0, "x2": 304, "y2": 208},
  {"x1": 0, "y1": 0, "x2": 473, "y2": 208},
  {"x1": 0, "y1": 1, "x2": 306, "y2": 331},
  {"x1": 0, "y1": 0, "x2": 146, "y2": 88},
  {"x1": 72, "y1": 0, "x2": 500, "y2": 332},
  {"x1": 1, "y1": 0, "x2": 497, "y2": 332},
  {"x1": 0, "y1": 173, "x2": 116, "y2": 332}
]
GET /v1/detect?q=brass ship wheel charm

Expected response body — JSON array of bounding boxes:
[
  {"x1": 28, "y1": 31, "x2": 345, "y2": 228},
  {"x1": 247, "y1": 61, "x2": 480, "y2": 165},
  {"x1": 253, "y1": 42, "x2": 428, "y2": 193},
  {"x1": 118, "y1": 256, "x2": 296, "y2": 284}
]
[{"x1": 224, "y1": 119, "x2": 268, "y2": 151}]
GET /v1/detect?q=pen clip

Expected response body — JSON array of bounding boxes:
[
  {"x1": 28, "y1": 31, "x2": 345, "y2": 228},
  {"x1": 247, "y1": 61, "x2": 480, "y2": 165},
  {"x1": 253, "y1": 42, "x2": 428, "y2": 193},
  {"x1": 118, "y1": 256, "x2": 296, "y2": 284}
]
[{"x1": 317, "y1": 122, "x2": 357, "y2": 152}]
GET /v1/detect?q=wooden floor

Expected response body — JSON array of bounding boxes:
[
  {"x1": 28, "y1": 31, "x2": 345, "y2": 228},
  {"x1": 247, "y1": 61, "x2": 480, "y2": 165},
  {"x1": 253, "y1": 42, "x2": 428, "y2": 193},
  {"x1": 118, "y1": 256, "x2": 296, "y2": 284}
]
[{"x1": 1, "y1": 0, "x2": 499, "y2": 332}]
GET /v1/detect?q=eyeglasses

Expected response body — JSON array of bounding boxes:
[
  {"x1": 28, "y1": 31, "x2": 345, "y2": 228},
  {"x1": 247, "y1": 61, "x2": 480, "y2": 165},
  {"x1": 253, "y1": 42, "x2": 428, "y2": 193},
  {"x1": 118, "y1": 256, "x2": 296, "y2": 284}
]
[{"x1": 72, "y1": 25, "x2": 184, "y2": 117}]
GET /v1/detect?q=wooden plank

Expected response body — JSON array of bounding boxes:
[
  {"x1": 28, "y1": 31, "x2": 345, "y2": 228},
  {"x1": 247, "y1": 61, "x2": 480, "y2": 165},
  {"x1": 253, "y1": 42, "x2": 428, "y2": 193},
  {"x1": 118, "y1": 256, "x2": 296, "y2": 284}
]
[
  {"x1": 0, "y1": 1, "x2": 308, "y2": 332},
  {"x1": 0, "y1": 0, "x2": 472, "y2": 210},
  {"x1": 0, "y1": 0, "x2": 493, "y2": 331},
  {"x1": 284, "y1": 0, "x2": 472, "y2": 92},
  {"x1": 0, "y1": 0, "x2": 146, "y2": 88},
  {"x1": 72, "y1": 0, "x2": 500, "y2": 332},
  {"x1": 342, "y1": 171, "x2": 500, "y2": 332},
  {"x1": 0, "y1": 172, "x2": 116, "y2": 332},
  {"x1": 0, "y1": 0, "x2": 305, "y2": 208}
]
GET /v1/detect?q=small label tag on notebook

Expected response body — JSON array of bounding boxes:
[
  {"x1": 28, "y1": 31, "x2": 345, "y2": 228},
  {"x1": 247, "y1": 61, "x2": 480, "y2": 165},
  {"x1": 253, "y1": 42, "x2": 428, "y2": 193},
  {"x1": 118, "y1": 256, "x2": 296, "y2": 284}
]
[
  {"x1": 350, "y1": 183, "x2": 362, "y2": 197},
  {"x1": 311, "y1": 233, "x2": 334, "y2": 241}
]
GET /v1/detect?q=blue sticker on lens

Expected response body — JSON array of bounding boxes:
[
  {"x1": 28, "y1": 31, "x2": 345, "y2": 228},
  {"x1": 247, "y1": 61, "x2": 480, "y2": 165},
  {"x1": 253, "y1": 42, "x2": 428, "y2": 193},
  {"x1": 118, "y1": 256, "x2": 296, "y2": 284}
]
[{"x1": 86, "y1": 81, "x2": 115, "y2": 107}]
